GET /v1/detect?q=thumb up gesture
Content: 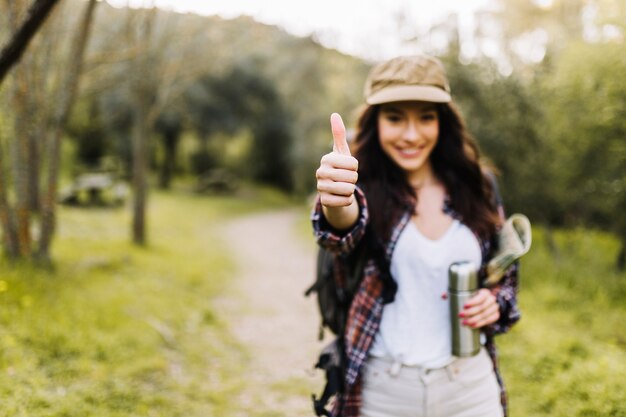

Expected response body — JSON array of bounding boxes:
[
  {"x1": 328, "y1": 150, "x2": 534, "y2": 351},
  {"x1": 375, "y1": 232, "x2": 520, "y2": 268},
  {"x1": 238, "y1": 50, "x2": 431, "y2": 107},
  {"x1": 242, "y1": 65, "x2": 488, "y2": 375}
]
[{"x1": 316, "y1": 113, "x2": 359, "y2": 208}]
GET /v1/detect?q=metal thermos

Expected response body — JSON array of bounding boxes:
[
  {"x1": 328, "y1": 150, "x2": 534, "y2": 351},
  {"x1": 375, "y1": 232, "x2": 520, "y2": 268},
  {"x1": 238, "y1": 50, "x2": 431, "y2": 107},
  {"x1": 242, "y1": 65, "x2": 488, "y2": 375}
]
[{"x1": 449, "y1": 261, "x2": 481, "y2": 357}]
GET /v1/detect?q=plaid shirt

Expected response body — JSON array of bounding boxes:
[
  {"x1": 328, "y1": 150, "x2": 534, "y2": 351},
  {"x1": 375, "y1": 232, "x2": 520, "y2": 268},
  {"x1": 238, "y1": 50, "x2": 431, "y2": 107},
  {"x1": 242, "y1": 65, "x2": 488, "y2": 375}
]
[{"x1": 312, "y1": 186, "x2": 521, "y2": 417}]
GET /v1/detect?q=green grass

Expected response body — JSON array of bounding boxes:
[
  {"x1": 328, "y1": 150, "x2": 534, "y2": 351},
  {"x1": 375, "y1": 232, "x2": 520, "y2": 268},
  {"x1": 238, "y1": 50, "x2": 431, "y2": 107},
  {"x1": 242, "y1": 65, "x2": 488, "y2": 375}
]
[
  {"x1": 499, "y1": 227, "x2": 626, "y2": 417},
  {"x1": 0, "y1": 186, "x2": 297, "y2": 417}
]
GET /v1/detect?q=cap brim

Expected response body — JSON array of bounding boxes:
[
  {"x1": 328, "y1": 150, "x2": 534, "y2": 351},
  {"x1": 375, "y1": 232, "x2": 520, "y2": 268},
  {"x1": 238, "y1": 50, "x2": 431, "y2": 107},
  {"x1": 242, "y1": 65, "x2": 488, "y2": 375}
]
[{"x1": 366, "y1": 85, "x2": 451, "y2": 105}]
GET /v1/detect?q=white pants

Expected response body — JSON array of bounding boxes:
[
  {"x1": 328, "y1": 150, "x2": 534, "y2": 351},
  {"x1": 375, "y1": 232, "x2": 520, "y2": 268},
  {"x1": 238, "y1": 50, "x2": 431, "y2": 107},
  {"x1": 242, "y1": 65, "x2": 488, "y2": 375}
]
[{"x1": 361, "y1": 348, "x2": 503, "y2": 417}]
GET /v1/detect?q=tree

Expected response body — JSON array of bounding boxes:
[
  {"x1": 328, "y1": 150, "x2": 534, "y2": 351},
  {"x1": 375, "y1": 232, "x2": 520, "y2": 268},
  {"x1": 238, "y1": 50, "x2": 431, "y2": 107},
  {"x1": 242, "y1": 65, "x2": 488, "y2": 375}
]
[
  {"x1": 0, "y1": 0, "x2": 98, "y2": 261},
  {"x1": 154, "y1": 108, "x2": 183, "y2": 189},
  {"x1": 116, "y1": 6, "x2": 225, "y2": 244},
  {"x1": 185, "y1": 62, "x2": 295, "y2": 191},
  {"x1": 542, "y1": 41, "x2": 626, "y2": 268},
  {"x1": 67, "y1": 97, "x2": 109, "y2": 168},
  {"x1": 481, "y1": 0, "x2": 624, "y2": 73},
  {"x1": 441, "y1": 55, "x2": 555, "y2": 222},
  {"x1": 126, "y1": 7, "x2": 156, "y2": 246},
  {"x1": 38, "y1": 0, "x2": 98, "y2": 260}
]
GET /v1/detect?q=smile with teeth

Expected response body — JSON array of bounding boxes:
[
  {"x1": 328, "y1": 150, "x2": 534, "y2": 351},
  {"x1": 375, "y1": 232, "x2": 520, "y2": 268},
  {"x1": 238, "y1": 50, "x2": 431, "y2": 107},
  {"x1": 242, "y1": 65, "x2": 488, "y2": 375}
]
[{"x1": 396, "y1": 146, "x2": 425, "y2": 157}]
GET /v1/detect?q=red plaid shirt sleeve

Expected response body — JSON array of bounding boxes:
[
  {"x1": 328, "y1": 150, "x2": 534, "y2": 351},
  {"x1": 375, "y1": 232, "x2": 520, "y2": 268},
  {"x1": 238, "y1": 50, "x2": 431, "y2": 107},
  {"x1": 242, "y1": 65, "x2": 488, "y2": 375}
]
[{"x1": 312, "y1": 186, "x2": 369, "y2": 256}]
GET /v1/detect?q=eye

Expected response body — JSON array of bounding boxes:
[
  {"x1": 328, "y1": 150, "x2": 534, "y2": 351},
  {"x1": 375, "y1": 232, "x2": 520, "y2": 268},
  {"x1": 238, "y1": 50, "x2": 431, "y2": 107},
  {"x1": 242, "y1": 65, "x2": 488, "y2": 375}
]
[
  {"x1": 382, "y1": 111, "x2": 403, "y2": 123},
  {"x1": 421, "y1": 112, "x2": 437, "y2": 122}
]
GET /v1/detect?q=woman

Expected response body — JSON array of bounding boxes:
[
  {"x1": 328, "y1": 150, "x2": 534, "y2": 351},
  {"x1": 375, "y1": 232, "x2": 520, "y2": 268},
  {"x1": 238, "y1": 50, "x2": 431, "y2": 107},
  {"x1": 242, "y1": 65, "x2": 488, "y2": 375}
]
[{"x1": 313, "y1": 55, "x2": 520, "y2": 417}]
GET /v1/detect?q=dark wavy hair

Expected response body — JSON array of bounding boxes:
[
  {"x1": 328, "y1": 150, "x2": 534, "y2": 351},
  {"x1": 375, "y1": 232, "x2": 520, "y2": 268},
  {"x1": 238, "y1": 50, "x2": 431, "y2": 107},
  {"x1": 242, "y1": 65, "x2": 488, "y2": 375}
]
[{"x1": 352, "y1": 102, "x2": 500, "y2": 242}]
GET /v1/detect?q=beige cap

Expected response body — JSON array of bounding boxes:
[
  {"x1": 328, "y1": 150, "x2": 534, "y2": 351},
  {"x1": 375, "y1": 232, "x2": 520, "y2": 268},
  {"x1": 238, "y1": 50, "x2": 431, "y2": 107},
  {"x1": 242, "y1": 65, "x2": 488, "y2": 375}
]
[{"x1": 364, "y1": 55, "x2": 451, "y2": 105}]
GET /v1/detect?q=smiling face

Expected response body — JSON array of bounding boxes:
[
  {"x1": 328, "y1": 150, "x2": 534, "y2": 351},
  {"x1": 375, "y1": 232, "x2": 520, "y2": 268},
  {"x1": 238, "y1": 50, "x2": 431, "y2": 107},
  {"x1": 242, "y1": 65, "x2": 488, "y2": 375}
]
[{"x1": 377, "y1": 101, "x2": 440, "y2": 183}]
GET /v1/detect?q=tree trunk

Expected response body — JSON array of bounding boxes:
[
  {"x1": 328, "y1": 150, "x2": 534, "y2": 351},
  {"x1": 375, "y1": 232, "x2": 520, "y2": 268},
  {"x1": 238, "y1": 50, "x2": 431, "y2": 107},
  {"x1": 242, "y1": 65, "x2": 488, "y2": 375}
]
[
  {"x1": 0, "y1": 142, "x2": 20, "y2": 258},
  {"x1": 25, "y1": 52, "x2": 43, "y2": 212},
  {"x1": 0, "y1": 0, "x2": 60, "y2": 85},
  {"x1": 27, "y1": 122, "x2": 41, "y2": 212},
  {"x1": 130, "y1": 8, "x2": 156, "y2": 245},
  {"x1": 131, "y1": 103, "x2": 149, "y2": 245},
  {"x1": 618, "y1": 241, "x2": 626, "y2": 273},
  {"x1": 37, "y1": 0, "x2": 98, "y2": 260},
  {"x1": 158, "y1": 132, "x2": 179, "y2": 189},
  {"x1": 10, "y1": 46, "x2": 33, "y2": 257}
]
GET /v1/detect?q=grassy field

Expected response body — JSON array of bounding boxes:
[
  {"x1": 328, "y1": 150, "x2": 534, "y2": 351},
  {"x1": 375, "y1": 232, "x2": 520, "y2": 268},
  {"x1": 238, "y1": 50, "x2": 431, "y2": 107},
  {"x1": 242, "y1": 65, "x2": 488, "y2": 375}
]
[
  {"x1": 500, "y1": 227, "x2": 626, "y2": 417},
  {"x1": 0, "y1": 187, "x2": 624, "y2": 417},
  {"x1": 0, "y1": 186, "x2": 296, "y2": 417}
]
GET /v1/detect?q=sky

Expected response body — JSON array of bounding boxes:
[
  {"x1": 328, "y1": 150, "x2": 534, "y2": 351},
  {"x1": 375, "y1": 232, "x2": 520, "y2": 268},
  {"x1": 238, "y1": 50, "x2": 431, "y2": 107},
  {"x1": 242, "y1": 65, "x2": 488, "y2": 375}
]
[{"x1": 105, "y1": 0, "x2": 494, "y2": 61}]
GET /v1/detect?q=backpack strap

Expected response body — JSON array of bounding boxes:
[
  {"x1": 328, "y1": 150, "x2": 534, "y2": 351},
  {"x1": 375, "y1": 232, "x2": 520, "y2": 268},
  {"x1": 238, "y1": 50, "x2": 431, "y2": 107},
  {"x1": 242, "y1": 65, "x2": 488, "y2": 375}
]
[
  {"x1": 311, "y1": 339, "x2": 342, "y2": 417},
  {"x1": 311, "y1": 368, "x2": 339, "y2": 417}
]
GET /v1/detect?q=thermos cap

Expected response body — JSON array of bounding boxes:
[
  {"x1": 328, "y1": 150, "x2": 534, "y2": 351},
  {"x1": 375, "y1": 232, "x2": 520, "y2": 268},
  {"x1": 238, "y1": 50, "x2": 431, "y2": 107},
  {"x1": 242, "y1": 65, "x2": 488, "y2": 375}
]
[{"x1": 448, "y1": 261, "x2": 479, "y2": 291}]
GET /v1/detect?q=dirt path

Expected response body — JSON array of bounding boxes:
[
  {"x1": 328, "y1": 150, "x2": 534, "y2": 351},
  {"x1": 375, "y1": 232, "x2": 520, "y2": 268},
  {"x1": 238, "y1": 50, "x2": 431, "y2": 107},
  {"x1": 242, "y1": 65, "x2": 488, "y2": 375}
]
[{"x1": 218, "y1": 209, "x2": 326, "y2": 416}]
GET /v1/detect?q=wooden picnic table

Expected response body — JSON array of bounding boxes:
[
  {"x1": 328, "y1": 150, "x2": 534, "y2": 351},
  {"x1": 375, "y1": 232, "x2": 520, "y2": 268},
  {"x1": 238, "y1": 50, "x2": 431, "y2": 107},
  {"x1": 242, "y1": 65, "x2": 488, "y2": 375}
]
[{"x1": 60, "y1": 172, "x2": 127, "y2": 206}]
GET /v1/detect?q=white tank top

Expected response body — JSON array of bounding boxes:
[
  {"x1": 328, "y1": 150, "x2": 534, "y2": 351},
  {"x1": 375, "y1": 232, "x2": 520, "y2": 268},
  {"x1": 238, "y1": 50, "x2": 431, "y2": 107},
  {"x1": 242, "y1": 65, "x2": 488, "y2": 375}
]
[{"x1": 369, "y1": 219, "x2": 482, "y2": 368}]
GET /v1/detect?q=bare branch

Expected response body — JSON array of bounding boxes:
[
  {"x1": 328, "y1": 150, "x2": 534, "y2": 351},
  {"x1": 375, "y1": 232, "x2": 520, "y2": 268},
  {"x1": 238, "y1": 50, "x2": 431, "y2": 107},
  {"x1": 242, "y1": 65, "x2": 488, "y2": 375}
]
[{"x1": 0, "y1": 0, "x2": 61, "y2": 85}]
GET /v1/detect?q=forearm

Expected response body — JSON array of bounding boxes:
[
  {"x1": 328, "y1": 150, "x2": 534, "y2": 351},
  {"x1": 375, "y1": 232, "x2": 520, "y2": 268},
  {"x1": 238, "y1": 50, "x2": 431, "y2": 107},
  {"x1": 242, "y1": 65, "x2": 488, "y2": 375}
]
[{"x1": 321, "y1": 198, "x2": 359, "y2": 231}]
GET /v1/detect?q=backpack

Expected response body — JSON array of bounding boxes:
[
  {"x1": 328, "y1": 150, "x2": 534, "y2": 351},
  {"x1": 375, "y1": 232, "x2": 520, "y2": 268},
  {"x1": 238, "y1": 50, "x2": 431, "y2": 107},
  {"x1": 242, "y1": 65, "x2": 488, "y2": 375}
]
[
  {"x1": 305, "y1": 227, "x2": 394, "y2": 416},
  {"x1": 305, "y1": 236, "x2": 369, "y2": 340},
  {"x1": 304, "y1": 235, "x2": 369, "y2": 417}
]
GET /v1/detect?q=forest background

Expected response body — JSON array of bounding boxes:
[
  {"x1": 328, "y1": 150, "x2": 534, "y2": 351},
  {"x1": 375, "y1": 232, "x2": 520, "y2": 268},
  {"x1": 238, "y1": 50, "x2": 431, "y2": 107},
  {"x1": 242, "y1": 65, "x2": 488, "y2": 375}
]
[{"x1": 0, "y1": 0, "x2": 624, "y2": 416}]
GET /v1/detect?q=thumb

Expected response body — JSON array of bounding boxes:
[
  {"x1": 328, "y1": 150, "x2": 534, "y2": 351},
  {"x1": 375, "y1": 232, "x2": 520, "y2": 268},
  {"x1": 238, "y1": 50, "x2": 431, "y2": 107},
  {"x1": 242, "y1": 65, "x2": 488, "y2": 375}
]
[{"x1": 330, "y1": 113, "x2": 351, "y2": 155}]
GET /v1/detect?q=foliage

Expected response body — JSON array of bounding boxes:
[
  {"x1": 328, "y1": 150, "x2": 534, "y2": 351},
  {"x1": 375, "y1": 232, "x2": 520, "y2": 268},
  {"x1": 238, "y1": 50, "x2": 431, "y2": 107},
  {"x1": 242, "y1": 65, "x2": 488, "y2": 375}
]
[
  {"x1": 436, "y1": 23, "x2": 625, "y2": 264},
  {"x1": 184, "y1": 61, "x2": 295, "y2": 190},
  {"x1": 154, "y1": 106, "x2": 184, "y2": 188},
  {"x1": 500, "y1": 227, "x2": 626, "y2": 417},
  {"x1": 442, "y1": 56, "x2": 554, "y2": 222},
  {"x1": 542, "y1": 42, "x2": 626, "y2": 234},
  {"x1": 78, "y1": 6, "x2": 368, "y2": 195},
  {"x1": 67, "y1": 96, "x2": 109, "y2": 168}
]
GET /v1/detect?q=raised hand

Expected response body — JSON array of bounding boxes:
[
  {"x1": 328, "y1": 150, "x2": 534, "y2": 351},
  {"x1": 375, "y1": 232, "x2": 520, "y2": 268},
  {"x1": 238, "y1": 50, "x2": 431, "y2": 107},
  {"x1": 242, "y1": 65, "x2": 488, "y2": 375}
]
[{"x1": 316, "y1": 113, "x2": 359, "y2": 208}]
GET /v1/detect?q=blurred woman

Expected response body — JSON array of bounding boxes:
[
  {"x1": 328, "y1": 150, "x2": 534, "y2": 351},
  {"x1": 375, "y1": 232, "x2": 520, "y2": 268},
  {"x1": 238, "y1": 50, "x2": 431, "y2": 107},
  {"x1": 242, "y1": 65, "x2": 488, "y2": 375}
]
[{"x1": 313, "y1": 55, "x2": 520, "y2": 417}]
